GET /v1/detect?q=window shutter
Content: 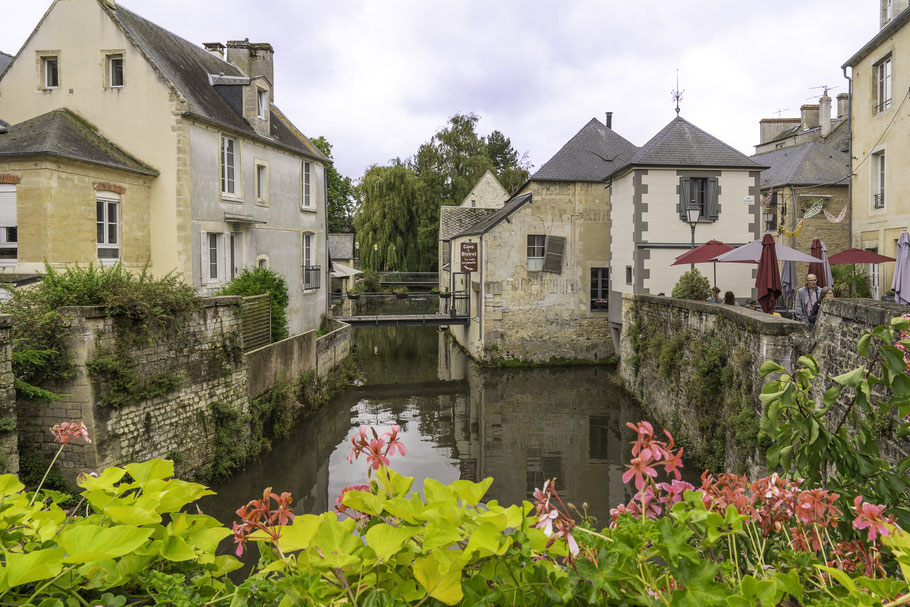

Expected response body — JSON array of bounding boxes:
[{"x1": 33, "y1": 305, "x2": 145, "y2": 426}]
[
  {"x1": 706, "y1": 178, "x2": 719, "y2": 219},
  {"x1": 542, "y1": 235, "x2": 566, "y2": 274},
  {"x1": 200, "y1": 230, "x2": 209, "y2": 283},
  {"x1": 678, "y1": 177, "x2": 690, "y2": 219},
  {"x1": 0, "y1": 185, "x2": 16, "y2": 227}
]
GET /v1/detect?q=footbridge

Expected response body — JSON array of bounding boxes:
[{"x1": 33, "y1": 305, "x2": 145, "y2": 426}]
[{"x1": 331, "y1": 291, "x2": 470, "y2": 327}]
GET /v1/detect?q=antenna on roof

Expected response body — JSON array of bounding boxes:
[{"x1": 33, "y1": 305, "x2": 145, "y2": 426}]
[
  {"x1": 671, "y1": 70, "x2": 684, "y2": 116},
  {"x1": 772, "y1": 108, "x2": 794, "y2": 117},
  {"x1": 806, "y1": 85, "x2": 838, "y2": 99}
]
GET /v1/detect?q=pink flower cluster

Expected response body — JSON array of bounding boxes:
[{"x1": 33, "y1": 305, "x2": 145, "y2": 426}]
[
  {"x1": 50, "y1": 421, "x2": 91, "y2": 445},
  {"x1": 892, "y1": 313, "x2": 910, "y2": 373},
  {"x1": 346, "y1": 425, "x2": 407, "y2": 474},
  {"x1": 232, "y1": 487, "x2": 295, "y2": 557},
  {"x1": 621, "y1": 421, "x2": 683, "y2": 490},
  {"x1": 531, "y1": 479, "x2": 580, "y2": 559}
]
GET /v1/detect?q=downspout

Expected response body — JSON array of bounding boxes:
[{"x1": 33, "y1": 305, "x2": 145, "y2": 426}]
[
  {"x1": 323, "y1": 162, "x2": 330, "y2": 320},
  {"x1": 842, "y1": 66, "x2": 854, "y2": 248},
  {"x1": 477, "y1": 234, "x2": 483, "y2": 352}
]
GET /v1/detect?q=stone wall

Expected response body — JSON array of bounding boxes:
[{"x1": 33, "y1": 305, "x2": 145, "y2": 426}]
[
  {"x1": 0, "y1": 317, "x2": 16, "y2": 474},
  {"x1": 316, "y1": 319, "x2": 351, "y2": 379},
  {"x1": 16, "y1": 297, "x2": 247, "y2": 480},
  {"x1": 244, "y1": 330, "x2": 317, "y2": 398},
  {"x1": 619, "y1": 294, "x2": 910, "y2": 472}
]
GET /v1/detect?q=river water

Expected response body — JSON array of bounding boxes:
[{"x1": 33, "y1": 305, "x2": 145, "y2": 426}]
[{"x1": 202, "y1": 326, "x2": 650, "y2": 532}]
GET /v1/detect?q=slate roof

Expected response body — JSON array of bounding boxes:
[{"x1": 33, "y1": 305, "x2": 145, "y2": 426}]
[
  {"x1": 0, "y1": 109, "x2": 158, "y2": 175},
  {"x1": 530, "y1": 118, "x2": 638, "y2": 182},
  {"x1": 328, "y1": 233, "x2": 355, "y2": 259},
  {"x1": 439, "y1": 206, "x2": 497, "y2": 240},
  {"x1": 751, "y1": 142, "x2": 849, "y2": 189},
  {"x1": 609, "y1": 116, "x2": 764, "y2": 178},
  {"x1": 0, "y1": 52, "x2": 12, "y2": 77},
  {"x1": 106, "y1": 3, "x2": 327, "y2": 162},
  {"x1": 452, "y1": 193, "x2": 533, "y2": 238}
]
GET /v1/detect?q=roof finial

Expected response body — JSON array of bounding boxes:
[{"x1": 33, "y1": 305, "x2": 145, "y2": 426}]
[{"x1": 671, "y1": 69, "x2": 684, "y2": 116}]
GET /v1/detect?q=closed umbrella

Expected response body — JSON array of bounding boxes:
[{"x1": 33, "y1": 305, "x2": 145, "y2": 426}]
[
  {"x1": 809, "y1": 239, "x2": 827, "y2": 288},
  {"x1": 892, "y1": 230, "x2": 910, "y2": 304},
  {"x1": 781, "y1": 260, "x2": 797, "y2": 306},
  {"x1": 756, "y1": 233, "x2": 782, "y2": 314}
]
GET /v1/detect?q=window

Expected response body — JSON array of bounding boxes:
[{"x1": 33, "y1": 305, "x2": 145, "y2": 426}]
[
  {"x1": 96, "y1": 194, "x2": 120, "y2": 262},
  {"x1": 875, "y1": 56, "x2": 892, "y2": 114},
  {"x1": 302, "y1": 232, "x2": 320, "y2": 290},
  {"x1": 108, "y1": 54, "x2": 123, "y2": 87},
  {"x1": 527, "y1": 234, "x2": 545, "y2": 271},
  {"x1": 0, "y1": 184, "x2": 17, "y2": 263},
  {"x1": 255, "y1": 163, "x2": 268, "y2": 203},
  {"x1": 42, "y1": 56, "x2": 58, "y2": 88},
  {"x1": 678, "y1": 176, "x2": 719, "y2": 221},
  {"x1": 626, "y1": 266, "x2": 633, "y2": 285},
  {"x1": 591, "y1": 268, "x2": 609, "y2": 310},
  {"x1": 203, "y1": 232, "x2": 224, "y2": 281},
  {"x1": 257, "y1": 88, "x2": 267, "y2": 119},
  {"x1": 873, "y1": 151, "x2": 886, "y2": 209},
  {"x1": 220, "y1": 136, "x2": 236, "y2": 196},
  {"x1": 302, "y1": 161, "x2": 312, "y2": 208},
  {"x1": 257, "y1": 255, "x2": 269, "y2": 269}
]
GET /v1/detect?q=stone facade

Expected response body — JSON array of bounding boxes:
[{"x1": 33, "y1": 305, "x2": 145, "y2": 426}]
[
  {"x1": 0, "y1": 316, "x2": 16, "y2": 474},
  {"x1": 457, "y1": 170, "x2": 509, "y2": 208},
  {"x1": 316, "y1": 319, "x2": 352, "y2": 380}
]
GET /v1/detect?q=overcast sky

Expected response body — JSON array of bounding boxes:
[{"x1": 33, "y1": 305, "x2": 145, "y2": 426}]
[{"x1": 3, "y1": 1, "x2": 880, "y2": 180}]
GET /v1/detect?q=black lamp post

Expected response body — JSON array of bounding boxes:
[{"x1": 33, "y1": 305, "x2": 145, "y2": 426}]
[
  {"x1": 763, "y1": 206, "x2": 776, "y2": 234},
  {"x1": 686, "y1": 202, "x2": 701, "y2": 270}
]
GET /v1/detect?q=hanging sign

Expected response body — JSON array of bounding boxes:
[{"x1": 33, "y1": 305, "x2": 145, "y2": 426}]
[{"x1": 460, "y1": 242, "x2": 478, "y2": 272}]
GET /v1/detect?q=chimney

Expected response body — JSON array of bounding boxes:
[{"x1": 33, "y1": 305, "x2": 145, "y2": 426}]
[
  {"x1": 819, "y1": 92, "x2": 832, "y2": 137},
  {"x1": 226, "y1": 40, "x2": 274, "y2": 92},
  {"x1": 836, "y1": 93, "x2": 850, "y2": 119},
  {"x1": 605, "y1": 112, "x2": 613, "y2": 129},
  {"x1": 203, "y1": 42, "x2": 225, "y2": 59},
  {"x1": 759, "y1": 118, "x2": 801, "y2": 145},
  {"x1": 800, "y1": 104, "x2": 819, "y2": 130}
]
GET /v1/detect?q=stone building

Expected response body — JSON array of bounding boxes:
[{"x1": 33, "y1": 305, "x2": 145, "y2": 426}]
[
  {"x1": 0, "y1": 0, "x2": 328, "y2": 334},
  {"x1": 445, "y1": 116, "x2": 636, "y2": 363},
  {"x1": 328, "y1": 233, "x2": 359, "y2": 293},
  {"x1": 607, "y1": 115, "x2": 764, "y2": 340},
  {"x1": 843, "y1": 0, "x2": 910, "y2": 295}
]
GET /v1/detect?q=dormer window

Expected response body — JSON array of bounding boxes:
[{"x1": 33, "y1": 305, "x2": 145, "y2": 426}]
[
  {"x1": 42, "y1": 56, "x2": 58, "y2": 89},
  {"x1": 257, "y1": 88, "x2": 268, "y2": 119}
]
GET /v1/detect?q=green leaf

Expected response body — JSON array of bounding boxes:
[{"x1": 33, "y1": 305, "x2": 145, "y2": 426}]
[
  {"x1": 422, "y1": 519, "x2": 462, "y2": 551},
  {"x1": 815, "y1": 565, "x2": 858, "y2": 593},
  {"x1": 310, "y1": 513, "x2": 362, "y2": 569},
  {"x1": 858, "y1": 333, "x2": 872, "y2": 357},
  {"x1": 797, "y1": 355, "x2": 818, "y2": 374},
  {"x1": 423, "y1": 478, "x2": 456, "y2": 504},
  {"x1": 833, "y1": 367, "x2": 866, "y2": 387},
  {"x1": 465, "y1": 522, "x2": 506, "y2": 557},
  {"x1": 413, "y1": 550, "x2": 465, "y2": 605},
  {"x1": 376, "y1": 468, "x2": 414, "y2": 498},
  {"x1": 823, "y1": 385, "x2": 843, "y2": 406},
  {"x1": 104, "y1": 505, "x2": 162, "y2": 526},
  {"x1": 759, "y1": 361, "x2": 785, "y2": 378},
  {"x1": 2, "y1": 547, "x2": 65, "y2": 590},
  {"x1": 124, "y1": 459, "x2": 174, "y2": 483},
  {"x1": 160, "y1": 535, "x2": 197, "y2": 561},
  {"x1": 77, "y1": 467, "x2": 126, "y2": 492},
  {"x1": 809, "y1": 418, "x2": 820, "y2": 445},
  {"x1": 0, "y1": 473, "x2": 24, "y2": 499},
  {"x1": 342, "y1": 489, "x2": 385, "y2": 516},
  {"x1": 60, "y1": 525, "x2": 154, "y2": 563},
  {"x1": 364, "y1": 524, "x2": 418, "y2": 562},
  {"x1": 449, "y1": 478, "x2": 493, "y2": 506},
  {"x1": 277, "y1": 514, "x2": 321, "y2": 552}
]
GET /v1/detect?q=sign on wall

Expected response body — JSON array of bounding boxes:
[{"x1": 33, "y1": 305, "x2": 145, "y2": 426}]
[{"x1": 460, "y1": 242, "x2": 478, "y2": 272}]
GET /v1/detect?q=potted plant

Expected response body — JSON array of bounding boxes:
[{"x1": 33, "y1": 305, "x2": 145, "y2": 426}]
[
  {"x1": 395, "y1": 287, "x2": 408, "y2": 300},
  {"x1": 439, "y1": 290, "x2": 452, "y2": 300}
]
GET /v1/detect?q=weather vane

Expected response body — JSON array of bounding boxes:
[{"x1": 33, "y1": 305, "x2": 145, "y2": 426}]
[{"x1": 671, "y1": 70, "x2": 684, "y2": 116}]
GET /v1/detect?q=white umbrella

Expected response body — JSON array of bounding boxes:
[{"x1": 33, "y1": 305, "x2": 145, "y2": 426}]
[
  {"x1": 820, "y1": 242, "x2": 834, "y2": 288},
  {"x1": 712, "y1": 239, "x2": 822, "y2": 263}
]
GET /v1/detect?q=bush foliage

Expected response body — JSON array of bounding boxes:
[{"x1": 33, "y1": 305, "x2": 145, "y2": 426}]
[
  {"x1": 217, "y1": 267, "x2": 289, "y2": 342},
  {"x1": 671, "y1": 268, "x2": 712, "y2": 301}
]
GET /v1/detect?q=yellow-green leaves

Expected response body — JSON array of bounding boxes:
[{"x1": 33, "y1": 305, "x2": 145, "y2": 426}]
[
  {"x1": 276, "y1": 514, "x2": 321, "y2": 552},
  {"x1": 0, "y1": 547, "x2": 65, "y2": 591},
  {"x1": 60, "y1": 524, "x2": 153, "y2": 563},
  {"x1": 413, "y1": 550, "x2": 466, "y2": 605},
  {"x1": 364, "y1": 524, "x2": 418, "y2": 562}
]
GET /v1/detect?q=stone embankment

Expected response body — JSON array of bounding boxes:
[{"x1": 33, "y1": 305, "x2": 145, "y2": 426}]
[
  {"x1": 619, "y1": 294, "x2": 909, "y2": 473},
  {"x1": 1, "y1": 299, "x2": 351, "y2": 479}
]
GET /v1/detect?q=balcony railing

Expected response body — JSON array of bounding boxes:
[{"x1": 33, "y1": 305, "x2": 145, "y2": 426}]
[
  {"x1": 874, "y1": 99, "x2": 892, "y2": 114},
  {"x1": 302, "y1": 265, "x2": 321, "y2": 290},
  {"x1": 873, "y1": 192, "x2": 885, "y2": 209}
]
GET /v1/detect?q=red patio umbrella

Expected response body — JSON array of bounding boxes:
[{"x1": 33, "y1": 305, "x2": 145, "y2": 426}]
[
  {"x1": 827, "y1": 248, "x2": 896, "y2": 265},
  {"x1": 756, "y1": 233, "x2": 782, "y2": 314},
  {"x1": 809, "y1": 239, "x2": 828, "y2": 288},
  {"x1": 671, "y1": 240, "x2": 738, "y2": 292}
]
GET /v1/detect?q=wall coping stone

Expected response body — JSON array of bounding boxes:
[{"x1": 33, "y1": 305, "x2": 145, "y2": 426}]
[
  {"x1": 56, "y1": 296, "x2": 242, "y2": 318},
  {"x1": 0, "y1": 314, "x2": 13, "y2": 329},
  {"x1": 317, "y1": 319, "x2": 350, "y2": 343},
  {"x1": 627, "y1": 293, "x2": 808, "y2": 336},
  {"x1": 824, "y1": 298, "x2": 910, "y2": 325}
]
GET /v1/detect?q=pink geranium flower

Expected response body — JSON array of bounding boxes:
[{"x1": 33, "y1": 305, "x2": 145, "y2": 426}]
[
  {"x1": 623, "y1": 456, "x2": 658, "y2": 490},
  {"x1": 51, "y1": 421, "x2": 91, "y2": 445},
  {"x1": 852, "y1": 495, "x2": 896, "y2": 542}
]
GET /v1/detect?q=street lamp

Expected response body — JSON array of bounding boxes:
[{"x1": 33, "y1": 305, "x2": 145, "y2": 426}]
[
  {"x1": 686, "y1": 201, "x2": 701, "y2": 270},
  {"x1": 763, "y1": 206, "x2": 776, "y2": 234}
]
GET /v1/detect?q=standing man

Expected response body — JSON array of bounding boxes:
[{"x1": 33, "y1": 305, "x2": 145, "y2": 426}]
[{"x1": 794, "y1": 274, "x2": 821, "y2": 325}]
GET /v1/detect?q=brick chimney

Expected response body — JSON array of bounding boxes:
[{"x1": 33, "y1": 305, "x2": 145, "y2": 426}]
[
  {"x1": 800, "y1": 104, "x2": 819, "y2": 130},
  {"x1": 819, "y1": 92, "x2": 832, "y2": 137},
  {"x1": 203, "y1": 42, "x2": 225, "y2": 60},
  {"x1": 759, "y1": 118, "x2": 801, "y2": 145},
  {"x1": 225, "y1": 40, "x2": 275, "y2": 137},
  {"x1": 605, "y1": 111, "x2": 613, "y2": 129},
  {"x1": 836, "y1": 93, "x2": 850, "y2": 119}
]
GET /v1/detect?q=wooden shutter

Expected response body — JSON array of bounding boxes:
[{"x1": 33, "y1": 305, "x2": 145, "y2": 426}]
[
  {"x1": 678, "y1": 177, "x2": 690, "y2": 219},
  {"x1": 200, "y1": 230, "x2": 210, "y2": 283},
  {"x1": 542, "y1": 235, "x2": 566, "y2": 274},
  {"x1": 0, "y1": 185, "x2": 16, "y2": 227},
  {"x1": 706, "y1": 178, "x2": 719, "y2": 219}
]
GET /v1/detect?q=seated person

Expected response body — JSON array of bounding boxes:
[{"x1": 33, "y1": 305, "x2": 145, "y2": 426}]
[
  {"x1": 723, "y1": 291, "x2": 736, "y2": 305},
  {"x1": 706, "y1": 287, "x2": 722, "y2": 303}
]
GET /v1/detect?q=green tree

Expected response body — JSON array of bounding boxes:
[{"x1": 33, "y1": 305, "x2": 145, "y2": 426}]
[
  {"x1": 672, "y1": 268, "x2": 712, "y2": 300},
  {"x1": 310, "y1": 136, "x2": 356, "y2": 233}
]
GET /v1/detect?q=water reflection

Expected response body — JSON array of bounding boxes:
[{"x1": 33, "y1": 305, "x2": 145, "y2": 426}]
[{"x1": 202, "y1": 327, "x2": 650, "y2": 532}]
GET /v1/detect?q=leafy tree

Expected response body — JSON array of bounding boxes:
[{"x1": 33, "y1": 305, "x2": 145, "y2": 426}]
[
  {"x1": 310, "y1": 136, "x2": 356, "y2": 233},
  {"x1": 671, "y1": 268, "x2": 712, "y2": 300}
]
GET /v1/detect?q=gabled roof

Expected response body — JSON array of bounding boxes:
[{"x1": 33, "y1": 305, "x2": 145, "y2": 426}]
[
  {"x1": 609, "y1": 116, "x2": 764, "y2": 178},
  {"x1": 105, "y1": 2, "x2": 327, "y2": 162},
  {"x1": 0, "y1": 109, "x2": 158, "y2": 175},
  {"x1": 531, "y1": 118, "x2": 638, "y2": 182},
  {"x1": 452, "y1": 193, "x2": 533, "y2": 238},
  {"x1": 751, "y1": 142, "x2": 849, "y2": 189},
  {"x1": 0, "y1": 52, "x2": 12, "y2": 77},
  {"x1": 439, "y1": 206, "x2": 497, "y2": 241},
  {"x1": 328, "y1": 233, "x2": 355, "y2": 259},
  {"x1": 458, "y1": 169, "x2": 509, "y2": 207}
]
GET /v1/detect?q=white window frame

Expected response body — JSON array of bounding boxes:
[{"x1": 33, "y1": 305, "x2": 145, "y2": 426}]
[
  {"x1": 302, "y1": 232, "x2": 318, "y2": 290},
  {"x1": 42, "y1": 56, "x2": 59, "y2": 89},
  {"x1": 108, "y1": 54, "x2": 124, "y2": 88},
  {"x1": 872, "y1": 150, "x2": 886, "y2": 209},
  {"x1": 875, "y1": 55, "x2": 892, "y2": 114},
  {"x1": 0, "y1": 184, "x2": 17, "y2": 265},
  {"x1": 255, "y1": 162, "x2": 268, "y2": 204},
  {"x1": 220, "y1": 135, "x2": 237, "y2": 197},
  {"x1": 202, "y1": 231, "x2": 228, "y2": 284},
  {"x1": 96, "y1": 193, "x2": 120, "y2": 264},
  {"x1": 527, "y1": 234, "x2": 545, "y2": 271},
  {"x1": 302, "y1": 161, "x2": 313, "y2": 208},
  {"x1": 257, "y1": 88, "x2": 268, "y2": 119}
]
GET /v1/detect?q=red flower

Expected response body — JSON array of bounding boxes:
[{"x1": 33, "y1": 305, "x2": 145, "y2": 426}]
[
  {"x1": 51, "y1": 421, "x2": 91, "y2": 445},
  {"x1": 383, "y1": 425, "x2": 407, "y2": 456},
  {"x1": 852, "y1": 495, "x2": 896, "y2": 542},
  {"x1": 232, "y1": 487, "x2": 296, "y2": 556},
  {"x1": 623, "y1": 456, "x2": 658, "y2": 490}
]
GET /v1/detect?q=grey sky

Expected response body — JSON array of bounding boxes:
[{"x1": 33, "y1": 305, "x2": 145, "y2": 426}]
[{"x1": 2, "y1": 1, "x2": 879, "y2": 180}]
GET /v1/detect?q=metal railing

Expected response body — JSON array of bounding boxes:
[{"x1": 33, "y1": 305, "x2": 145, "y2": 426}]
[
  {"x1": 378, "y1": 272, "x2": 439, "y2": 285},
  {"x1": 331, "y1": 291, "x2": 469, "y2": 320},
  {"x1": 874, "y1": 192, "x2": 885, "y2": 209},
  {"x1": 302, "y1": 265, "x2": 321, "y2": 290}
]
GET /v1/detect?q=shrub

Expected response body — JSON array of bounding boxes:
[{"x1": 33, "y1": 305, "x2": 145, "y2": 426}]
[
  {"x1": 217, "y1": 267, "x2": 289, "y2": 342},
  {"x1": 832, "y1": 263, "x2": 872, "y2": 298},
  {"x1": 351, "y1": 268, "x2": 382, "y2": 293},
  {"x1": 671, "y1": 268, "x2": 712, "y2": 300}
]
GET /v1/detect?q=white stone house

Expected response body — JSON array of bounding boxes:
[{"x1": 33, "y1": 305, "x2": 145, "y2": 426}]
[
  {"x1": 0, "y1": 0, "x2": 329, "y2": 335},
  {"x1": 607, "y1": 116, "x2": 765, "y2": 335}
]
